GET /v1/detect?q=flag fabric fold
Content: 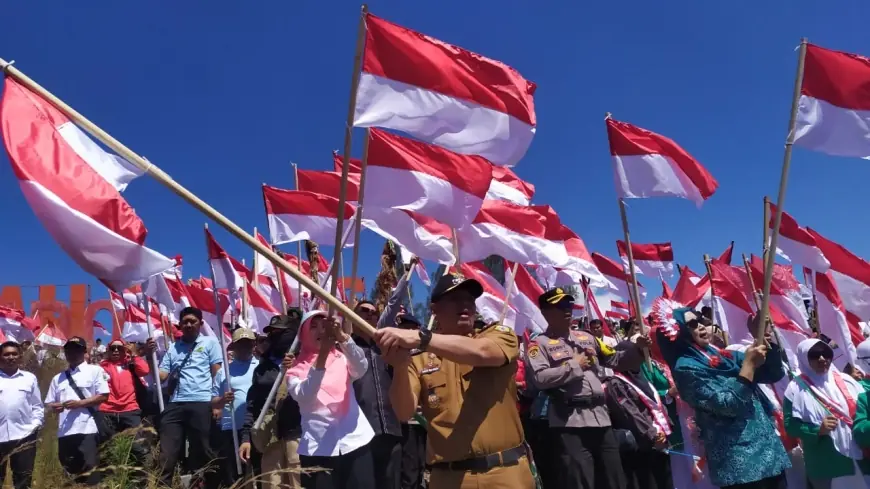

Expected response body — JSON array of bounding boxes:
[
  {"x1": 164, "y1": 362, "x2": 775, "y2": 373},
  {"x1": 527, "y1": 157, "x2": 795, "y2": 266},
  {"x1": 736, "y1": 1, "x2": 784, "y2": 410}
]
[
  {"x1": 504, "y1": 262, "x2": 547, "y2": 335},
  {"x1": 362, "y1": 207, "x2": 456, "y2": 264},
  {"x1": 616, "y1": 241, "x2": 674, "y2": 279},
  {"x1": 354, "y1": 13, "x2": 537, "y2": 167},
  {"x1": 768, "y1": 203, "x2": 831, "y2": 272},
  {"x1": 262, "y1": 186, "x2": 356, "y2": 246},
  {"x1": 296, "y1": 169, "x2": 360, "y2": 202},
  {"x1": 486, "y1": 165, "x2": 535, "y2": 206},
  {"x1": 458, "y1": 262, "x2": 518, "y2": 332}
]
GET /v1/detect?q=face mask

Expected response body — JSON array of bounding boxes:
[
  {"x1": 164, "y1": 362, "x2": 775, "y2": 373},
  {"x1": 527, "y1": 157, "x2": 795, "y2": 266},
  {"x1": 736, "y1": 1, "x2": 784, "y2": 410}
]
[{"x1": 268, "y1": 329, "x2": 296, "y2": 357}]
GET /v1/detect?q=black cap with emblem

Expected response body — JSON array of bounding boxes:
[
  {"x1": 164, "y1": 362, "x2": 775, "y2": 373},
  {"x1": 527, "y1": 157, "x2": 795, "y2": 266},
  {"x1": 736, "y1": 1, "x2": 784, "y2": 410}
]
[
  {"x1": 430, "y1": 272, "x2": 484, "y2": 303},
  {"x1": 538, "y1": 287, "x2": 575, "y2": 309},
  {"x1": 264, "y1": 311, "x2": 301, "y2": 334}
]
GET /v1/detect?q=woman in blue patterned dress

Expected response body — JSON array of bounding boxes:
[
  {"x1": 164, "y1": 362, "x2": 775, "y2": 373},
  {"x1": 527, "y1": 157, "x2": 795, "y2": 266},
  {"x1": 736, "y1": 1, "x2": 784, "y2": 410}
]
[{"x1": 655, "y1": 308, "x2": 791, "y2": 488}]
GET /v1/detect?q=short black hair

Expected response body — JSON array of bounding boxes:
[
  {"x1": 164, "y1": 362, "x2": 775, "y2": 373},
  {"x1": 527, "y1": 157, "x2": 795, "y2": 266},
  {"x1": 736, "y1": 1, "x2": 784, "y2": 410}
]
[
  {"x1": 0, "y1": 341, "x2": 21, "y2": 353},
  {"x1": 354, "y1": 300, "x2": 377, "y2": 312},
  {"x1": 179, "y1": 306, "x2": 203, "y2": 322},
  {"x1": 95, "y1": 339, "x2": 102, "y2": 343},
  {"x1": 589, "y1": 319, "x2": 603, "y2": 328}
]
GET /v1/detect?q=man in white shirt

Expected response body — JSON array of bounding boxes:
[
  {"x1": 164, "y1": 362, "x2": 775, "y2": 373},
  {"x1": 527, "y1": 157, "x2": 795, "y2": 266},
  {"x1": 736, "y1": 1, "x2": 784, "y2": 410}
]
[
  {"x1": 45, "y1": 336, "x2": 110, "y2": 485},
  {"x1": 0, "y1": 341, "x2": 43, "y2": 489}
]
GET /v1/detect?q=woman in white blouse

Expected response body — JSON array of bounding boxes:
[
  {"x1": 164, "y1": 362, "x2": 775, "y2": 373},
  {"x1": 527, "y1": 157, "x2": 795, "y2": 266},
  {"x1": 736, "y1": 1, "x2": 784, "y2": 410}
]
[{"x1": 287, "y1": 310, "x2": 376, "y2": 489}]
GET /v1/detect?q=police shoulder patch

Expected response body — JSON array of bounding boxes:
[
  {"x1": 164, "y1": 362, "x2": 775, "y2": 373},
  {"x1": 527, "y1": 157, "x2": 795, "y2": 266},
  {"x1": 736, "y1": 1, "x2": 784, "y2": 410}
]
[
  {"x1": 494, "y1": 325, "x2": 511, "y2": 333},
  {"x1": 528, "y1": 345, "x2": 541, "y2": 359}
]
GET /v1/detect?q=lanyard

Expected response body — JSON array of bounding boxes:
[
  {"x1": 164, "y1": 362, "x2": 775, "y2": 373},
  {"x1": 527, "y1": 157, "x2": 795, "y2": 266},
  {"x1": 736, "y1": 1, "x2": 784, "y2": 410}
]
[{"x1": 612, "y1": 373, "x2": 672, "y2": 436}]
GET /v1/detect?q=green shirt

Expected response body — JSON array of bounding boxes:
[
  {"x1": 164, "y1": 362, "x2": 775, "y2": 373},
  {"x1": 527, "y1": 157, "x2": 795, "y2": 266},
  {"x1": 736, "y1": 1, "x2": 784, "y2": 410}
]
[
  {"x1": 784, "y1": 398, "x2": 870, "y2": 479},
  {"x1": 640, "y1": 361, "x2": 683, "y2": 447}
]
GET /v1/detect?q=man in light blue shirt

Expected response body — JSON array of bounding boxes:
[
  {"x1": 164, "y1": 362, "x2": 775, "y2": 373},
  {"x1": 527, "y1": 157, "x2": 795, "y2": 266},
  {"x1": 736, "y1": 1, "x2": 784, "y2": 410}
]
[
  {"x1": 212, "y1": 327, "x2": 258, "y2": 487},
  {"x1": 156, "y1": 306, "x2": 223, "y2": 487}
]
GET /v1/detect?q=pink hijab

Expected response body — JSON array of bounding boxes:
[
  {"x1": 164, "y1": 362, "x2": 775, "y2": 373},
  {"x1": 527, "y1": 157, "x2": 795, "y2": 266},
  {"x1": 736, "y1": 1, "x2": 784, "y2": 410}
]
[{"x1": 287, "y1": 310, "x2": 351, "y2": 416}]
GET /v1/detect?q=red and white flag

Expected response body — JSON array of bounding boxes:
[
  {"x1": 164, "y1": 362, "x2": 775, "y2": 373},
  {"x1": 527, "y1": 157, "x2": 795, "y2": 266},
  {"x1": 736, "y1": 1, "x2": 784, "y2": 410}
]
[
  {"x1": 606, "y1": 118, "x2": 717, "y2": 206},
  {"x1": 262, "y1": 185, "x2": 356, "y2": 246},
  {"x1": 398, "y1": 245, "x2": 433, "y2": 286},
  {"x1": 185, "y1": 285, "x2": 231, "y2": 338},
  {"x1": 486, "y1": 166, "x2": 535, "y2": 206},
  {"x1": 606, "y1": 301, "x2": 630, "y2": 320},
  {"x1": 354, "y1": 13, "x2": 536, "y2": 167},
  {"x1": 36, "y1": 321, "x2": 67, "y2": 347},
  {"x1": 362, "y1": 207, "x2": 456, "y2": 264},
  {"x1": 0, "y1": 306, "x2": 38, "y2": 343},
  {"x1": 591, "y1": 252, "x2": 643, "y2": 304},
  {"x1": 504, "y1": 262, "x2": 547, "y2": 335},
  {"x1": 296, "y1": 169, "x2": 360, "y2": 202},
  {"x1": 93, "y1": 320, "x2": 108, "y2": 336},
  {"x1": 767, "y1": 203, "x2": 830, "y2": 272},
  {"x1": 457, "y1": 262, "x2": 518, "y2": 332},
  {"x1": 713, "y1": 242, "x2": 734, "y2": 265},
  {"x1": 120, "y1": 301, "x2": 162, "y2": 343},
  {"x1": 333, "y1": 152, "x2": 363, "y2": 174},
  {"x1": 556, "y1": 226, "x2": 606, "y2": 286},
  {"x1": 815, "y1": 271, "x2": 860, "y2": 369},
  {"x1": 244, "y1": 282, "x2": 281, "y2": 334},
  {"x1": 617, "y1": 241, "x2": 675, "y2": 280},
  {"x1": 457, "y1": 201, "x2": 569, "y2": 267},
  {"x1": 206, "y1": 228, "x2": 246, "y2": 293},
  {"x1": 364, "y1": 129, "x2": 492, "y2": 228},
  {"x1": 1, "y1": 78, "x2": 175, "y2": 290},
  {"x1": 806, "y1": 227, "x2": 870, "y2": 320},
  {"x1": 795, "y1": 44, "x2": 870, "y2": 158}
]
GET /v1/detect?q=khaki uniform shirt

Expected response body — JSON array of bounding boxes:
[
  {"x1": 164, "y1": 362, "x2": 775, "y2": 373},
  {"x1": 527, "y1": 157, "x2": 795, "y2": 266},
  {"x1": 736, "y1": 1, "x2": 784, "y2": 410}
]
[
  {"x1": 396, "y1": 324, "x2": 524, "y2": 464},
  {"x1": 527, "y1": 329, "x2": 626, "y2": 429}
]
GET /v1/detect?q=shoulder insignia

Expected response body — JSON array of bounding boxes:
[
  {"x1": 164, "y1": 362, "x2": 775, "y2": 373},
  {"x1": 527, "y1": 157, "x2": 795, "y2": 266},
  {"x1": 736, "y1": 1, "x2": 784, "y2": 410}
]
[
  {"x1": 528, "y1": 345, "x2": 541, "y2": 359},
  {"x1": 494, "y1": 325, "x2": 511, "y2": 333},
  {"x1": 548, "y1": 339, "x2": 560, "y2": 345}
]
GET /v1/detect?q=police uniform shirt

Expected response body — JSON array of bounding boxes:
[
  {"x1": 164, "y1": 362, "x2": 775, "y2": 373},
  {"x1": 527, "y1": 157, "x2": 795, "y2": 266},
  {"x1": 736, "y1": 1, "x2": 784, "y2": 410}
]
[{"x1": 397, "y1": 323, "x2": 524, "y2": 464}]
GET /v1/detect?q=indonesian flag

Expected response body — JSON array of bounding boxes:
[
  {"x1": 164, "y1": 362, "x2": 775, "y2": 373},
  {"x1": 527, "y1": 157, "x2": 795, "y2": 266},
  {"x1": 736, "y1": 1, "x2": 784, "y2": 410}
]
[
  {"x1": 748, "y1": 255, "x2": 811, "y2": 328},
  {"x1": 364, "y1": 129, "x2": 492, "y2": 228},
  {"x1": 354, "y1": 13, "x2": 536, "y2": 167},
  {"x1": 333, "y1": 152, "x2": 363, "y2": 174},
  {"x1": 206, "y1": 228, "x2": 245, "y2": 293},
  {"x1": 1, "y1": 78, "x2": 175, "y2": 291},
  {"x1": 36, "y1": 321, "x2": 67, "y2": 347},
  {"x1": 457, "y1": 201, "x2": 569, "y2": 267},
  {"x1": 93, "y1": 320, "x2": 108, "y2": 336},
  {"x1": 457, "y1": 262, "x2": 518, "y2": 332},
  {"x1": 185, "y1": 285, "x2": 231, "y2": 338},
  {"x1": 815, "y1": 271, "x2": 860, "y2": 369},
  {"x1": 766, "y1": 203, "x2": 830, "y2": 272},
  {"x1": 661, "y1": 280, "x2": 673, "y2": 300},
  {"x1": 672, "y1": 266, "x2": 710, "y2": 308},
  {"x1": 707, "y1": 262, "x2": 756, "y2": 345},
  {"x1": 0, "y1": 306, "x2": 37, "y2": 343},
  {"x1": 121, "y1": 301, "x2": 162, "y2": 343},
  {"x1": 806, "y1": 227, "x2": 870, "y2": 320},
  {"x1": 244, "y1": 282, "x2": 281, "y2": 334},
  {"x1": 714, "y1": 242, "x2": 734, "y2": 265},
  {"x1": 794, "y1": 44, "x2": 870, "y2": 158},
  {"x1": 556, "y1": 226, "x2": 606, "y2": 286},
  {"x1": 504, "y1": 262, "x2": 547, "y2": 335},
  {"x1": 262, "y1": 185, "x2": 356, "y2": 246},
  {"x1": 616, "y1": 241, "x2": 675, "y2": 279},
  {"x1": 486, "y1": 166, "x2": 535, "y2": 206},
  {"x1": 606, "y1": 118, "x2": 718, "y2": 206},
  {"x1": 253, "y1": 232, "x2": 294, "y2": 308},
  {"x1": 591, "y1": 252, "x2": 644, "y2": 304},
  {"x1": 607, "y1": 301, "x2": 630, "y2": 320},
  {"x1": 297, "y1": 169, "x2": 360, "y2": 202},
  {"x1": 362, "y1": 207, "x2": 455, "y2": 264}
]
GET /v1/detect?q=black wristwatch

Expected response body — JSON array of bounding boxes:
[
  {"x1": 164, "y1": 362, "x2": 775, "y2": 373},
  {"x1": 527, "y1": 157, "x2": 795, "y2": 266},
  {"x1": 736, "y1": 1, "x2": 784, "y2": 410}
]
[{"x1": 418, "y1": 328, "x2": 433, "y2": 351}]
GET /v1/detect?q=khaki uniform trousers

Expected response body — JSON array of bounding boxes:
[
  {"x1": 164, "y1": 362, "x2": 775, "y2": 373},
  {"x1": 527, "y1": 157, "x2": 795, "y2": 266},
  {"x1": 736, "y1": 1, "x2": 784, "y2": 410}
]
[
  {"x1": 428, "y1": 456, "x2": 535, "y2": 489},
  {"x1": 260, "y1": 436, "x2": 302, "y2": 489}
]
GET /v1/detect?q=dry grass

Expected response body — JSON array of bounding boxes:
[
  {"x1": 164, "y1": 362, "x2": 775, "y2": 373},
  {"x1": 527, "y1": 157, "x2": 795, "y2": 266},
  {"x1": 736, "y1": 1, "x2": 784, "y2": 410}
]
[{"x1": 3, "y1": 355, "x2": 321, "y2": 489}]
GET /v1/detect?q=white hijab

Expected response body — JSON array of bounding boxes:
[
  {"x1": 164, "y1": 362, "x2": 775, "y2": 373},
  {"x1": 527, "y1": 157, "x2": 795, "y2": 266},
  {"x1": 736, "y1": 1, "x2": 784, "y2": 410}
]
[{"x1": 784, "y1": 338, "x2": 864, "y2": 459}]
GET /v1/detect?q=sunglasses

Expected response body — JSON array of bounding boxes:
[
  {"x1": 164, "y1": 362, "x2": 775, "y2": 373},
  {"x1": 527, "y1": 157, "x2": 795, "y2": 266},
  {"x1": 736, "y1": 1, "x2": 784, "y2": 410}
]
[
  {"x1": 109, "y1": 345, "x2": 125, "y2": 352},
  {"x1": 808, "y1": 350, "x2": 831, "y2": 361},
  {"x1": 358, "y1": 308, "x2": 378, "y2": 316}
]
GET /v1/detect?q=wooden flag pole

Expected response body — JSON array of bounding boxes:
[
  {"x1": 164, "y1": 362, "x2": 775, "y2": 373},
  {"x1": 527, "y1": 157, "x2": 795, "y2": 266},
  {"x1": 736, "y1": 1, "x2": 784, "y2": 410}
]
[
  {"x1": 142, "y1": 295, "x2": 165, "y2": 413},
  {"x1": 291, "y1": 164, "x2": 304, "y2": 310},
  {"x1": 702, "y1": 254, "x2": 725, "y2": 341},
  {"x1": 0, "y1": 57, "x2": 376, "y2": 339},
  {"x1": 617, "y1": 198, "x2": 646, "y2": 330},
  {"x1": 742, "y1": 254, "x2": 762, "y2": 310},
  {"x1": 757, "y1": 38, "x2": 808, "y2": 344},
  {"x1": 349, "y1": 128, "x2": 371, "y2": 309},
  {"x1": 499, "y1": 263, "x2": 520, "y2": 324},
  {"x1": 331, "y1": 5, "x2": 369, "y2": 306},
  {"x1": 762, "y1": 196, "x2": 771, "y2": 267}
]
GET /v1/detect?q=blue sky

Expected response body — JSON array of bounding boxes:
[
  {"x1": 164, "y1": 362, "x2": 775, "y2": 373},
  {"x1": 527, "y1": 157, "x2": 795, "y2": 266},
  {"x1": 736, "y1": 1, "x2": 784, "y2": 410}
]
[{"x1": 2, "y1": 1, "x2": 870, "y2": 332}]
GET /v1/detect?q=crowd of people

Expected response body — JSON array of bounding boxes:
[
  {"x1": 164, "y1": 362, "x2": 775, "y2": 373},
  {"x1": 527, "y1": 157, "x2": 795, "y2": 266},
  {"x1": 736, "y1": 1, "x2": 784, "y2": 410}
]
[{"x1": 4, "y1": 270, "x2": 870, "y2": 489}]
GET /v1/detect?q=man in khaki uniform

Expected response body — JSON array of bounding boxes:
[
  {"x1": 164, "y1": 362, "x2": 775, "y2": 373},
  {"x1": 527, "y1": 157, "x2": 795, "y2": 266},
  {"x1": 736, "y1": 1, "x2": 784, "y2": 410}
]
[
  {"x1": 527, "y1": 287, "x2": 650, "y2": 489},
  {"x1": 375, "y1": 272, "x2": 535, "y2": 489}
]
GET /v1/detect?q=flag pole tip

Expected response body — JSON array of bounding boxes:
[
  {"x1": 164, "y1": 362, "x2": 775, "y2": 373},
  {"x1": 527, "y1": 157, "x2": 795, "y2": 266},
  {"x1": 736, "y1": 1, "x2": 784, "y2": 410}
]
[
  {"x1": 604, "y1": 112, "x2": 612, "y2": 120},
  {"x1": 0, "y1": 59, "x2": 14, "y2": 73},
  {"x1": 361, "y1": 4, "x2": 369, "y2": 13}
]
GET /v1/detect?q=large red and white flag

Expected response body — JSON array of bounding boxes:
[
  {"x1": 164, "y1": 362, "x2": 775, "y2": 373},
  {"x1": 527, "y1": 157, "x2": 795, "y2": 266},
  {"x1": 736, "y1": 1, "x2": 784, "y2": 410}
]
[
  {"x1": 457, "y1": 262, "x2": 518, "y2": 332},
  {"x1": 457, "y1": 201, "x2": 569, "y2": 267},
  {"x1": 486, "y1": 166, "x2": 535, "y2": 206},
  {"x1": 362, "y1": 207, "x2": 456, "y2": 264},
  {"x1": 606, "y1": 301, "x2": 630, "y2": 320},
  {"x1": 806, "y1": 227, "x2": 870, "y2": 320},
  {"x1": 616, "y1": 241, "x2": 675, "y2": 279},
  {"x1": 253, "y1": 232, "x2": 294, "y2": 309},
  {"x1": 768, "y1": 203, "x2": 830, "y2": 272},
  {"x1": 120, "y1": 301, "x2": 162, "y2": 343},
  {"x1": 0, "y1": 306, "x2": 37, "y2": 343},
  {"x1": 795, "y1": 44, "x2": 870, "y2": 158},
  {"x1": 504, "y1": 262, "x2": 548, "y2": 335},
  {"x1": 606, "y1": 118, "x2": 718, "y2": 206},
  {"x1": 262, "y1": 186, "x2": 356, "y2": 246},
  {"x1": 556, "y1": 226, "x2": 606, "y2": 285},
  {"x1": 244, "y1": 282, "x2": 281, "y2": 334},
  {"x1": 296, "y1": 169, "x2": 360, "y2": 202},
  {"x1": 185, "y1": 285, "x2": 231, "y2": 338},
  {"x1": 364, "y1": 129, "x2": 492, "y2": 228},
  {"x1": 591, "y1": 252, "x2": 644, "y2": 304},
  {"x1": 36, "y1": 321, "x2": 67, "y2": 347},
  {"x1": 333, "y1": 152, "x2": 363, "y2": 174},
  {"x1": 1, "y1": 78, "x2": 175, "y2": 290},
  {"x1": 815, "y1": 271, "x2": 860, "y2": 369},
  {"x1": 354, "y1": 13, "x2": 536, "y2": 167},
  {"x1": 206, "y1": 228, "x2": 246, "y2": 293}
]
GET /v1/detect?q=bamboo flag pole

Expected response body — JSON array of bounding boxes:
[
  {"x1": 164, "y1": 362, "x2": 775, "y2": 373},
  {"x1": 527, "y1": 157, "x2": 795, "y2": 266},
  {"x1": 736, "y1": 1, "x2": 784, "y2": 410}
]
[
  {"x1": 0, "y1": 57, "x2": 376, "y2": 339},
  {"x1": 702, "y1": 254, "x2": 725, "y2": 341},
  {"x1": 204, "y1": 224, "x2": 243, "y2": 475},
  {"x1": 141, "y1": 295, "x2": 165, "y2": 413},
  {"x1": 349, "y1": 128, "x2": 371, "y2": 308},
  {"x1": 757, "y1": 39, "x2": 808, "y2": 344},
  {"x1": 743, "y1": 254, "x2": 792, "y2": 373},
  {"x1": 290, "y1": 163, "x2": 304, "y2": 309},
  {"x1": 762, "y1": 196, "x2": 771, "y2": 267},
  {"x1": 617, "y1": 198, "x2": 646, "y2": 329},
  {"x1": 330, "y1": 5, "x2": 369, "y2": 307},
  {"x1": 499, "y1": 263, "x2": 520, "y2": 323}
]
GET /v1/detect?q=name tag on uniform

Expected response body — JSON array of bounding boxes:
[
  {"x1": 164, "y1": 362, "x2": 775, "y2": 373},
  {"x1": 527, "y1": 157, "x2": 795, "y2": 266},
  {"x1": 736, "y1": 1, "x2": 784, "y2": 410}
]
[{"x1": 421, "y1": 365, "x2": 441, "y2": 375}]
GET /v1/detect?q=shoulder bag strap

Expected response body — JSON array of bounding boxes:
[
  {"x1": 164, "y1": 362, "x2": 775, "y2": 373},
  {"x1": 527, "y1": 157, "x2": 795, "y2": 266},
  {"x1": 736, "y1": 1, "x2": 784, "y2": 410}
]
[{"x1": 64, "y1": 369, "x2": 99, "y2": 417}]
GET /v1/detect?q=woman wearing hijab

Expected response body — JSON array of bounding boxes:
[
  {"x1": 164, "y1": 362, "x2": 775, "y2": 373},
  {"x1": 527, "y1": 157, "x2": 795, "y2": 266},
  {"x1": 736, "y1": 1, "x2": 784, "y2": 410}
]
[
  {"x1": 287, "y1": 310, "x2": 376, "y2": 489},
  {"x1": 657, "y1": 308, "x2": 790, "y2": 489},
  {"x1": 785, "y1": 338, "x2": 869, "y2": 488}
]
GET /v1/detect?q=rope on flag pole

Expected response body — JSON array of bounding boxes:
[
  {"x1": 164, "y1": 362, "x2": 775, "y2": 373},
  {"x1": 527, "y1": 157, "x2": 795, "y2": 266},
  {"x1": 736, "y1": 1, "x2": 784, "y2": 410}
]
[{"x1": 0, "y1": 53, "x2": 376, "y2": 340}]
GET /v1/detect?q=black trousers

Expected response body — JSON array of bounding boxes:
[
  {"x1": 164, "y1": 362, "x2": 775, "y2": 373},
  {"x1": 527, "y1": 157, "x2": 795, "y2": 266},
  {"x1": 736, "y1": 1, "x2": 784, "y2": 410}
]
[
  {"x1": 158, "y1": 402, "x2": 217, "y2": 486},
  {"x1": 371, "y1": 433, "x2": 402, "y2": 489},
  {"x1": 300, "y1": 443, "x2": 376, "y2": 489},
  {"x1": 554, "y1": 426, "x2": 626, "y2": 489},
  {"x1": 0, "y1": 430, "x2": 38, "y2": 489},
  {"x1": 400, "y1": 424, "x2": 427, "y2": 489},
  {"x1": 215, "y1": 429, "x2": 250, "y2": 488},
  {"x1": 102, "y1": 410, "x2": 147, "y2": 475},
  {"x1": 523, "y1": 417, "x2": 557, "y2": 489},
  {"x1": 58, "y1": 433, "x2": 101, "y2": 485},
  {"x1": 722, "y1": 472, "x2": 788, "y2": 489},
  {"x1": 620, "y1": 448, "x2": 672, "y2": 489}
]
